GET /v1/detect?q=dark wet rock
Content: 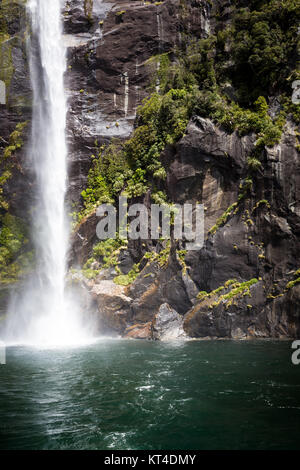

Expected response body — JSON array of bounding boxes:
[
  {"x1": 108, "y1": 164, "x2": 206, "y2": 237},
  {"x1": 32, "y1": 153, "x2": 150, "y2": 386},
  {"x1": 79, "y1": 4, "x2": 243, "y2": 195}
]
[
  {"x1": 70, "y1": 210, "x2": 99, "y2": 266},
  {"x1": 166, "y1": 116, "x2": 256, "y2": 213},
  {"x1": 183, "y1": 281, "x2": 267, "y2": 339},
  {"x1": 128, "y1": 254, "x2": 194, "y2": 323},
  {"x1": 94, "y1": 0, "x2": 180, "y2": 116},
  {"x1": 183, "y1": 280, "x2": 300, "y2": 339},
  {"x1": 63, "y1": 0, "x2": 95, "y2": 34},
  {"x1": 117, "y1": 248, "x2": 136, "y2": 275},
  {"x1": 264, "y1": 285, "x2": 300, "y2": 338}
]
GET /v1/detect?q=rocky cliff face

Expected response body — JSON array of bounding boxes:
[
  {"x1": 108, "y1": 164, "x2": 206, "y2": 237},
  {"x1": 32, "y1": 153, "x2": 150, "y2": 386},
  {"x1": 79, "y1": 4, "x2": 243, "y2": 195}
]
[
  {"x1": 64, "y1": 0, "x2": 200, "y2": 204},
  {"x1": 0, "y1": 0, "x2": 33, "y2": 308},
  {"x1": 1, "y1": 0, "x2": 299, "y2": 339},
  {"x1": 83, "y1": 113, "x2": 300, "y2": 340},
  {"x1": 0, "y1": 0, "x2": 32, "y2": 215}
]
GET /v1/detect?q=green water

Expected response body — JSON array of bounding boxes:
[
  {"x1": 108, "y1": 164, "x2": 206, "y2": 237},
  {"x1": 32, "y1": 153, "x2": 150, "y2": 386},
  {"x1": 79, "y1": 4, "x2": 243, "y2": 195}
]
[{"x1": 0, "y1": 339, "x2": 299, "y2": 450}]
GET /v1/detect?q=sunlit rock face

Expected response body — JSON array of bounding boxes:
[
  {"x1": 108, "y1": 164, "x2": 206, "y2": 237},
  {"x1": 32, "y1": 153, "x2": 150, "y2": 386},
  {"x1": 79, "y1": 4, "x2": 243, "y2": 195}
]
[
  {"x1": 63, "y1": 0, "x2": 215, "y2": 205},
  {"x1": 63, "y1": 0, "x2": 184, "y2": 205},
  {"x1": 152, "y1": 303, "x2": 186, "y2": 341}
]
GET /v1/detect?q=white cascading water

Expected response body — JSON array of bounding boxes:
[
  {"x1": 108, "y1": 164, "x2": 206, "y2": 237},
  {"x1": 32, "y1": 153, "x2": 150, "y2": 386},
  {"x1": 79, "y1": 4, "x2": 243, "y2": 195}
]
[{"x1": 3, "y1": 0, "x2": 94, "y2": 346}]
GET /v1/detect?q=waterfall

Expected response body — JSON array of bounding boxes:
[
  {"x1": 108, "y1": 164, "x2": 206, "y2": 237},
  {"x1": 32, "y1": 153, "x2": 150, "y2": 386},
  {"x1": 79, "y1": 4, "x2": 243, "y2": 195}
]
[
  {"x1": 30, "y1": 0, "x2": 68, "y2": 323},
  {"x1": 3, "y1": 0, "x2": 94, "y2": 346}
]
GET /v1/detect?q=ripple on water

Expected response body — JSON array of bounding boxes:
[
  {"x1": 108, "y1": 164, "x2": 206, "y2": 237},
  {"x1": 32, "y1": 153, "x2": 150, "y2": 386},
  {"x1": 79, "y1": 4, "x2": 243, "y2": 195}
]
[{"x1": 0, "y1": 340, "x2": 300, "y2": 450}]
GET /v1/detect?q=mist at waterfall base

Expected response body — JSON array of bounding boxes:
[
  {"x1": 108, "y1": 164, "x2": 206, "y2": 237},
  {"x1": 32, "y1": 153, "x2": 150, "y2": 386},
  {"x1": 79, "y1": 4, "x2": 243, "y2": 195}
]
[{"x1": 2, "y1": 0, "x2": 96, "y2": 346}]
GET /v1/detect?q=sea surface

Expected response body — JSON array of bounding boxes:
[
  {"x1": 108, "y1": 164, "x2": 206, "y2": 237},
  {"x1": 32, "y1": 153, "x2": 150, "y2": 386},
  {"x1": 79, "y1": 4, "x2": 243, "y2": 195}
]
[{"x1": 0, "y1": 339, "x2": 299, "y2": 450}]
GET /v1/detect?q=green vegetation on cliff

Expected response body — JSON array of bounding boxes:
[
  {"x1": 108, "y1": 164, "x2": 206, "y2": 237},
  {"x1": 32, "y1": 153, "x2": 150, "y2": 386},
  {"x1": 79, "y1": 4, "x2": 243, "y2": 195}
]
[
  {"x1": 0, "y1": 213, "x2": 32, "y2": 284},
  {"x1": 228, "y1": 0, "x2": 299, "y2": 104},
  {"x1": 286, "y1": 269, "x2": 300, "y2": 290},
  {"x1": 196, "y1": 278, "x2": 259, "y2": 309},
  {"x1": 0, "y1": 121, "x2": 31, "y2": 284},
  {"x1": 0, "y1": 121, "x2": 28, "y2": 211},
  {"x1": 76, "y1": 87, "x2": 196, "y2": 221}
]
